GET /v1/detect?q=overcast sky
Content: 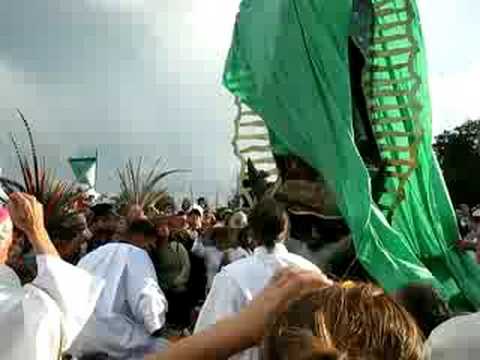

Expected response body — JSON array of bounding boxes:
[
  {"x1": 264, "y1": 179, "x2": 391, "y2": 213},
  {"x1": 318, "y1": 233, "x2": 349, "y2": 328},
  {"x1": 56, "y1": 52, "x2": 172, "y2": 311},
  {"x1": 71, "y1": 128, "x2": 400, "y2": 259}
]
[{"x1": 1, "y1": 0, "x2": 479, "y2": 203}]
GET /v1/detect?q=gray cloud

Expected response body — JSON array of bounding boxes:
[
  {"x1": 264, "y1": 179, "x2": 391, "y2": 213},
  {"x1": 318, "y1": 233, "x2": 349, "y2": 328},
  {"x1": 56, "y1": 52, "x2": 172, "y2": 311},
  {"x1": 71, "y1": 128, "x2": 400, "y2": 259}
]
[
  {"x1": 0, "y1": 0, "x2": 240, "y2": 202},
  {"x1": 1, "y1": 0, "x2": 478, "y2": 203}
]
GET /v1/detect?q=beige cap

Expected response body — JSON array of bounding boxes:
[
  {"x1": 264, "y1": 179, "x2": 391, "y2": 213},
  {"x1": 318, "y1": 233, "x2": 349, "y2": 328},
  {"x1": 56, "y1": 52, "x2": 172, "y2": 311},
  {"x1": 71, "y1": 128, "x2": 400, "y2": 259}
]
[{"x1": 228, "y1": 211, "x2": 248, "y2": 229}]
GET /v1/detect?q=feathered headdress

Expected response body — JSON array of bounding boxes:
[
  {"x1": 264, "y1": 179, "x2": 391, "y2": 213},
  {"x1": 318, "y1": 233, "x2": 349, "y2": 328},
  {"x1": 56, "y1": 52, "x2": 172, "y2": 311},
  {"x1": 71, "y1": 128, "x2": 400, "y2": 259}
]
[
  {"x1": 0, "y1": 110, "x2": 81, "y2": 234},
  {"x1": 115, "y1": 157, "x2": 185, "y2": 217}
]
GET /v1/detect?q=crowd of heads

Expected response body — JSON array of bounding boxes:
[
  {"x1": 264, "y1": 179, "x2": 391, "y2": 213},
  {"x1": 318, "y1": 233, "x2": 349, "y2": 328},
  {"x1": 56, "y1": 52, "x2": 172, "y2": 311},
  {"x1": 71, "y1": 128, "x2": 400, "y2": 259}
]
[{"x1": 1, "y1": 189, "x2": 474, "y2": 359}]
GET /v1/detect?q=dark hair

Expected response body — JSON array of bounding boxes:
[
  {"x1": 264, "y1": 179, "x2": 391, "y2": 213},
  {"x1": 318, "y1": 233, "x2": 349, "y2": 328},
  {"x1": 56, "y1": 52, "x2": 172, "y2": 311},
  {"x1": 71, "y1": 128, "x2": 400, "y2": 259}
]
[
  {"x1": 90, "y1": 203, "x2": 116, "y2": 218},
  {"x1": 249, "y1": 197, "x2": 287, "y2": 250},
  {"x1": 49, "y1": 213, "x2": 87, "y2": 242},
  {"x1": 393, "y1": 283, "x2": 453, "y2": 337},
  {"x1": 127, "y1": 219, "x2": 157, "y2": 238},
  {"x1": 189, "y1": 208, "x2": 202, "y2": 217}
]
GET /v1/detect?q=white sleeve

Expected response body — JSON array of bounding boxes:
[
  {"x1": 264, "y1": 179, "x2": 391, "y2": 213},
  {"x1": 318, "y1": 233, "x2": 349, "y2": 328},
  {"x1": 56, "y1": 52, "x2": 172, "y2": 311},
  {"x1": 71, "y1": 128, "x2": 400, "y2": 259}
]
[
  {"x1": 191, "y1": 237, "x2": 206, "y2": 257},
  {"x1": 30, "y1": 255, "x2": 104, "y2": 351},
  {"x1": 125, "y1": 251, "x2": 168, "y2": 334},
  {"x1": 194, "y1": 270, "x2": 246, "y2": 333}
]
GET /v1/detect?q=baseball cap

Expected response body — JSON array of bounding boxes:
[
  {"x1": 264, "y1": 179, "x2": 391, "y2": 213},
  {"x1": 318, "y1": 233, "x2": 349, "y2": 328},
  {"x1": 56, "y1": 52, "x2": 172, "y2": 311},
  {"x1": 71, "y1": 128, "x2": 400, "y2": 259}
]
[{"x1": 228, "y1": 211, "x2": 248, "y2": 229}]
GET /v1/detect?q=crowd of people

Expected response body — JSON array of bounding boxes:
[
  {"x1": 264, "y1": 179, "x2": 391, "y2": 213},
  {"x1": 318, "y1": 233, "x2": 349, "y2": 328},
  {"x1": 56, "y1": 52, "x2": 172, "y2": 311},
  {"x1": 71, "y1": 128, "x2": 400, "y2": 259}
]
[{"x1": 2, "y1": 190, "x2": 480, "y2": 360}]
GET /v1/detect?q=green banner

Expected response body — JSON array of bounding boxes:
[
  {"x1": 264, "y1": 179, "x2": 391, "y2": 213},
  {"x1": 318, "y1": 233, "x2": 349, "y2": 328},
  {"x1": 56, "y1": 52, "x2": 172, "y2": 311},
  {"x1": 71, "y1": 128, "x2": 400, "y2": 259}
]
[{"x1": 68, "y1": 157, "x2": 97, "y2": 189}]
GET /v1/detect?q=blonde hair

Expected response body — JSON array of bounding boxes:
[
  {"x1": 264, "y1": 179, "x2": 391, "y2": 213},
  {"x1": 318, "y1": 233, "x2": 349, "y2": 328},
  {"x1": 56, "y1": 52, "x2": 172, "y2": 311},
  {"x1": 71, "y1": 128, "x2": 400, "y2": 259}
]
[{"x1": 263, "y1": 283, "x2": 424, "y2": 360}]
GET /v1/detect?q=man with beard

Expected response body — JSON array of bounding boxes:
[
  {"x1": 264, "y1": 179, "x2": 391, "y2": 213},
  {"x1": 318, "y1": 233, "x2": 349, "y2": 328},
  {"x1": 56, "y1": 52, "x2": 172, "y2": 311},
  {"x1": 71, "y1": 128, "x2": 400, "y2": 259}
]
[
  {"x1": 87, "y1": 203, "x2": 118, "y2": 252},
  {"x1": 51, "y1": 213, "x2": 93, "y2": 264}
]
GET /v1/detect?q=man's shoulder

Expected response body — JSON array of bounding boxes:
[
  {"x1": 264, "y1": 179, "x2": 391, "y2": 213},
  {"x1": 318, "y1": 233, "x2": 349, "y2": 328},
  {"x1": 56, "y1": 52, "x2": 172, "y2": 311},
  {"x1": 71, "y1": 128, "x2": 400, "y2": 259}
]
[
  {"x1": 82, "y1": 243, "x2": 149, "y2": 263},
  {"x1": 281, "y1": 251, "x2": 320, "y2": 271},
  {"x1": 222, "y1": 255, "x2": 257, "y2": 277}
]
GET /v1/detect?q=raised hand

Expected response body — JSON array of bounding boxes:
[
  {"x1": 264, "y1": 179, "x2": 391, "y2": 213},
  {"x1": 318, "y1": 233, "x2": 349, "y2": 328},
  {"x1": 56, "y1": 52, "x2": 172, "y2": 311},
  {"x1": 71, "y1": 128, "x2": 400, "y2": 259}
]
[
  {"x1": 7, "y1": 192, "x2": 44, "y2": 237},
  {"x1": 7, "y1": 192, "x2": 58, "y2": 257}
]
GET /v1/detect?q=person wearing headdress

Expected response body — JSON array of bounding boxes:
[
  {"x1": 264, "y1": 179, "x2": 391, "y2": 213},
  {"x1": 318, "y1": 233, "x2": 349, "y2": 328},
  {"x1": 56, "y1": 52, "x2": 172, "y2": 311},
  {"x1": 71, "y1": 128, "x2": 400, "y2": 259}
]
[
  {"x1": 0, "y1": 193, "x2": 103, "y2": 360},
  {"x1": 0, "y1": 111, "x2": 94, "y2": 272}
]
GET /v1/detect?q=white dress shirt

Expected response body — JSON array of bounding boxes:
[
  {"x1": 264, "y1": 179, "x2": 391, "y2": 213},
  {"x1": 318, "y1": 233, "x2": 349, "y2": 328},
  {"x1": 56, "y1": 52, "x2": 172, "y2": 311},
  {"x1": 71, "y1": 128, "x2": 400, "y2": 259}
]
[
  {"x1": 0, "y1": 255, "x2": 103, "y2": 360},
  {"x1": 68, "y1": 243, "x2": 169, "y2": 360},
  {"x1": 225, "y1": 247, "x2": 250, "y2": 264},
  {"x1": 426, "y1": 312, "x2": 480, "y2": 359},
  {"x1": 194, "y1": 242, "x2": 321, "y2": 360}
]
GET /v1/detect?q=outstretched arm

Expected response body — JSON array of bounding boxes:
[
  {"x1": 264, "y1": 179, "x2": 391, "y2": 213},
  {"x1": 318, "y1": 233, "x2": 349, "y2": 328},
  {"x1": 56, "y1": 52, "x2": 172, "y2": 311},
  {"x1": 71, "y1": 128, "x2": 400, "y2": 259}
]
[{"x1": 146, "y1": 268, "x2": 332, "y2": 360}]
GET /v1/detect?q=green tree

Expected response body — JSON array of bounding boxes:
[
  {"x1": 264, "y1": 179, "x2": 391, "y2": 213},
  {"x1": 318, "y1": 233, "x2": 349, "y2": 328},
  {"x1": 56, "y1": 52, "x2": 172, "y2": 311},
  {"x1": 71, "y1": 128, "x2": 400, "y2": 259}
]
[{"x1": 434, "y1": 119, "x2": 480, "y2": 206}]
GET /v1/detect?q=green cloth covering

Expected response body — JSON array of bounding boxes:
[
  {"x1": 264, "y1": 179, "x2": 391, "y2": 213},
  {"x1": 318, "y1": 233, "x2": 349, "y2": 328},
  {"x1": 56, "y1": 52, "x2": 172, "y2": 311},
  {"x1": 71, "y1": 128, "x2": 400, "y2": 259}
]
[{"x1": 223, "y1": 0, "x2": 480, "y2": 309}]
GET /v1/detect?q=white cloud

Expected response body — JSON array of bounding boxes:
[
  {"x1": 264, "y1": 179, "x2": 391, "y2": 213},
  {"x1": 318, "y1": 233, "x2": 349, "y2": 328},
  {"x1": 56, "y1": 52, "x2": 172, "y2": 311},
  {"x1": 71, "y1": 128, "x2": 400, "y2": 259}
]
[
  {"x1": 430, "y1": 64, "x2": 480, "y2": 134},
  {"x1": 418, "y1": 0, "x2": 480, "y2": 134},
  {"x1": 85, "y1": 0, "x2": 146, "y2": 12}
]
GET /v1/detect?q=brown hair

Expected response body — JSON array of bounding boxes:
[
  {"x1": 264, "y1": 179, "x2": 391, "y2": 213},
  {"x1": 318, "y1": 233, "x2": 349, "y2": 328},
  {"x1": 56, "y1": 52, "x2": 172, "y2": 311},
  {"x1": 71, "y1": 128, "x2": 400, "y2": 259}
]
[
  {"x1": 249, "y1": 197, "x2": 287, "y2": 250},
  {"x1": 210, "y1": 226, "x2": 231, "y2": 250},
  {"x1": 263, "y1": 283, "x2": 424, "y2": 360}
]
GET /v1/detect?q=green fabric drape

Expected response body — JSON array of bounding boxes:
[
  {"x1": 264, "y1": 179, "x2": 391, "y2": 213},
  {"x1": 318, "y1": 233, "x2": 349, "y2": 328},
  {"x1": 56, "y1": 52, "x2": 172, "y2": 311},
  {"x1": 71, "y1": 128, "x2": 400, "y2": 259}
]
[{"x1": 223, "y1": 0, "x2": 480, "y2": 309}]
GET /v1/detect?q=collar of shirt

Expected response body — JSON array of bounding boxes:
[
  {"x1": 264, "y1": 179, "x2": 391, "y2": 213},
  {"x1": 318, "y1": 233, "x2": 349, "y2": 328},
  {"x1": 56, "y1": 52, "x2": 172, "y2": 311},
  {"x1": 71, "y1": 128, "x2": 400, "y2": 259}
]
[{"x1": 253, "y1": 242, "x2": 288, "y2": 257}]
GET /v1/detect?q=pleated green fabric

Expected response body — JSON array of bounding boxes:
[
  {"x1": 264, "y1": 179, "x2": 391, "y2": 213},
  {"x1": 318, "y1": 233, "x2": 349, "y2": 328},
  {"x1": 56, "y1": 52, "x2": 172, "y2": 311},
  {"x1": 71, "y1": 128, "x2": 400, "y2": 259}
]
[{"x1": 223, "y1": 0, "x2": 480, "y2": 309}]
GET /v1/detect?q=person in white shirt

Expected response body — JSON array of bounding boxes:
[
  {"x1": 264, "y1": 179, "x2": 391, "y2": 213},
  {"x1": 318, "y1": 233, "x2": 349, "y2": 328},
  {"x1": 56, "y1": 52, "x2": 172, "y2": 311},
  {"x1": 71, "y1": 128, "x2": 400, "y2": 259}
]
[
  {"x1": 194, "y1": 197, "x2": 332, "y2": 360},
  {"x1": 68, "y1": 218, "x2": 169, "y2": 360},
  {"x1": 227, "y1": 211, "x2": 253, "y2": 258},
  {"x1": 0, "y1": 192, "x2": 103, "y2": 360},
  {"x1": 426, "y1": 312, "x2": 480, "y2": 359}
]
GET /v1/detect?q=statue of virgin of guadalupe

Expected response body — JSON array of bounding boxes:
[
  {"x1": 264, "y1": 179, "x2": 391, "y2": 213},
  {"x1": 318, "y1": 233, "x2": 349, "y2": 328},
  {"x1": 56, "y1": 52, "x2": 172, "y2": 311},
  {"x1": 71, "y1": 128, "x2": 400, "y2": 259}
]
[{"x1": 225, "y1": 0, "x2": 480, "y2": 310}]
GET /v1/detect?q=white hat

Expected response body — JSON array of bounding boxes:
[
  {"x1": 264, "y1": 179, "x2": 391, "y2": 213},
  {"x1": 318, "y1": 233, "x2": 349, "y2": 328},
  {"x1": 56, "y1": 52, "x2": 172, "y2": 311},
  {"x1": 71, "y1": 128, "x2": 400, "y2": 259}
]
[
  {"x1": 228, "y1": 211, "x2": 248, "y2": 229},
  {"x1": 189, "y1": 204, "x2": 204, "y2": 218},
  {"x1": 473, "y1": 209, "x2": 480, "y2": 218}
]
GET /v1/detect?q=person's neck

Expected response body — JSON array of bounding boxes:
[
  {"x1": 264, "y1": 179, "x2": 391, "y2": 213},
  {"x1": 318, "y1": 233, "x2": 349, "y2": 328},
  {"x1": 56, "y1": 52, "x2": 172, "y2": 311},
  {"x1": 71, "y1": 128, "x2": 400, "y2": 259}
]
[
  {"x1": 157, "y1": 237, "x2": 169, "y2": 248},
  {"x1": 126, "y1": 238, "x2": 147, "y2": 250}
]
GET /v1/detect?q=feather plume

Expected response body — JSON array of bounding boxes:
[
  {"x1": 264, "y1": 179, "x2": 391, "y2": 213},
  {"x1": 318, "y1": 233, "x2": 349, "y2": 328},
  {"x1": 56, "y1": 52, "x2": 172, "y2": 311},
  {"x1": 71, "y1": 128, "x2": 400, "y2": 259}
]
[
  {"x1": 2, "y1": 111, "x2": 80, "y2": 236},
  {"x1": 116, "y1": 157, "x2": 187, "y2": 215}
]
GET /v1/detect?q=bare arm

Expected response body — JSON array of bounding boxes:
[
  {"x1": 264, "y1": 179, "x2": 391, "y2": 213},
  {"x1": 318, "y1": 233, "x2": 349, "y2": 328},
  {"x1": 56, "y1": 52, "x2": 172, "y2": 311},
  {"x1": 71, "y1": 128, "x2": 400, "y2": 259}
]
[
  {"x1": 147, "y1": 315, "x2": 254, "y2": 360},
  {"x1": 147, "y1": 268, "x2": 333, "y2": 360}
]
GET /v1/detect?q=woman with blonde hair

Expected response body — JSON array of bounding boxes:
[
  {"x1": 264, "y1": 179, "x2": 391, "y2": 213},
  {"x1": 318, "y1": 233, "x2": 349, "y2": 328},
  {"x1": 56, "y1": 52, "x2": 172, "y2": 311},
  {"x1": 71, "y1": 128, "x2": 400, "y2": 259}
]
[
  {"x1": 148, "y1": 276, "x2": 425, "y2": 360},
  {"x1": 263, "y1": 282, "x2": 425, "y2": 360}
]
